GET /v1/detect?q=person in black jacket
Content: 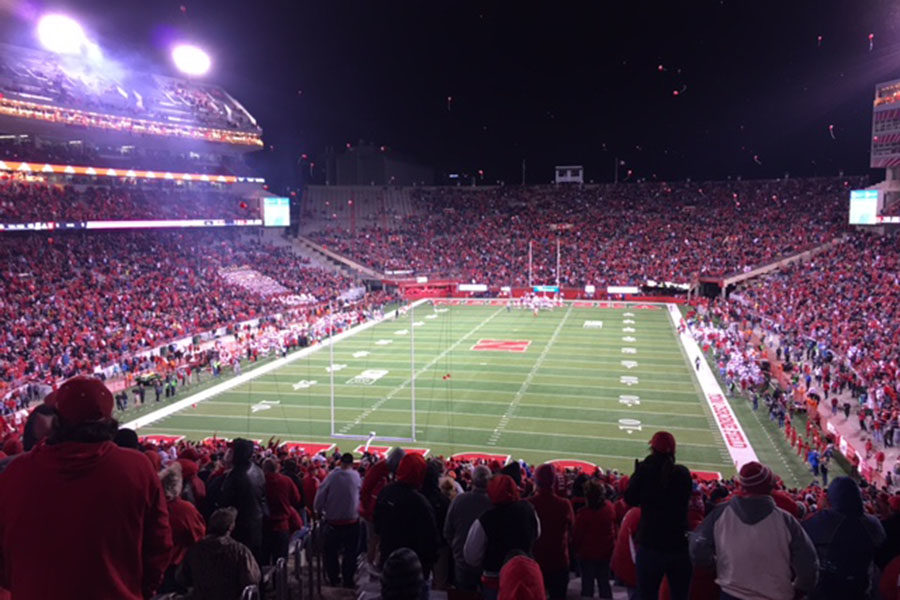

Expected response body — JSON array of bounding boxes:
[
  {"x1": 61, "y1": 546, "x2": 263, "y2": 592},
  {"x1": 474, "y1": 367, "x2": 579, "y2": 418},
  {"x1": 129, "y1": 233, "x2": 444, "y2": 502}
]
[
  {"x1": 220, "y1": 438, "x2": 269, "y2": 566},
  {"x1": 422, "y1": 458, "x2": 452, "y2": 588},
  {"x1": 802, "y1": 477, "x2": 885, "y2": 599},
  {"x1": 464, "y1": 474, "x2": 540, "y2": 600},
  {"x1": 374, "y1": 453, "x2": 439, "y2": 577},
  {"x1": 624, "y1": 431, "x2": 693, "y2": 600}
]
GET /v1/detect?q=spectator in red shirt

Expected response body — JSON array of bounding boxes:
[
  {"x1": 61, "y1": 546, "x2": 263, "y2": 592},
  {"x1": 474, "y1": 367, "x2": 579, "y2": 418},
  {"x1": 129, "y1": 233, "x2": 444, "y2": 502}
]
[
  {"x1": 262, "y1": 457, "x2": 302, "y2": 564},
  {"x1": 528, "y1": 463, "x2": 574, "y2": 600},
  {"x1": 0, "y1": 375, "x2": 173, "y2": 600},
  {"x1": 159, "y1": 461, "x2": 206, "y2": 593},
  {"x1": 573, "y1": 479, "x2": 616, "y2": 599},
  {"x1": 499, "y1": 554, "x2": 546, "y2": 600},
  {"x1": 612, "y1": 507, "x2": 641, "y2": 598},
  {"x1": 359, "y1": 447, "x2": 405, "y2": 562}
]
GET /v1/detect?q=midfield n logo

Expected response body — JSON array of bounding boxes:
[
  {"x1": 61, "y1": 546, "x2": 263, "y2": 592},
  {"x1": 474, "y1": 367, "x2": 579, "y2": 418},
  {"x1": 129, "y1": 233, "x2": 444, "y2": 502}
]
[{"x1": 471, "y1": 339, "x2": 532, "y2": 353}]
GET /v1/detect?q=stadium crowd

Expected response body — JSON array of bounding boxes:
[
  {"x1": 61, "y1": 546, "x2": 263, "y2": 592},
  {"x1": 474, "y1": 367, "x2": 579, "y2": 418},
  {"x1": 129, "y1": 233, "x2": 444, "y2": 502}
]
[
  {"x1": 2, "y1": 379, "x2": 900, "y2": 600},
  {"x1": 0, "y1": 181, "x2": 260, "y2": 222},
  {"x1": 309, "y1": 177, "x2": 865, "y2": 285},
  {"x1": 0, "y1": 230, "x2": 363, "y2": 396},
  {"x1": 0, "y1": 138, "x2": 249, "y2": 175}
]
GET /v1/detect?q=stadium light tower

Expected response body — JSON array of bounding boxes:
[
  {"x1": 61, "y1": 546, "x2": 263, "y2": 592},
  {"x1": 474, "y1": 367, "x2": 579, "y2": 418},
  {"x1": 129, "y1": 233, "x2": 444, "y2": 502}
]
[
  {"x1": 36, "y1": 14, "x2": 87, "y2": 55},
  {"x1": 171, "y1": 44, "x2": 211, "y2": 76}
]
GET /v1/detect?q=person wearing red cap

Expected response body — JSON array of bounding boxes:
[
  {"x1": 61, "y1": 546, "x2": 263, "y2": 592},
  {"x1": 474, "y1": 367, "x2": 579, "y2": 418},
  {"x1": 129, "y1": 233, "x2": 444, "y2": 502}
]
[
  {"x1": 689, "y1": 461, "x2": 819, "y2": 600},
  {"x1": 0, "y1": 375, "x2": 173, "y2": 600},
  {"x1": 464, "y1": 474, "x2": 540, "y2": 600},
  {"x1": 374, "y1": 453, "x2": 439, "y2": 578},
  {"x1": 528, "y1": 463, "x2": 574, "y2": 600},
  {"x1": 624, "y1": 431, "x2": 693, "y2": 600},
  {"x1": 573, "y1": 479, "x2": 616, "y2": 599}
]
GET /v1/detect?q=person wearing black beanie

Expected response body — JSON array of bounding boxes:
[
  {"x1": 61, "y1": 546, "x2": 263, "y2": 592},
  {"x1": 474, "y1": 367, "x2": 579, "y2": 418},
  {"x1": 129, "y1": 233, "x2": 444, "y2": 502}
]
[
  {"x1": 382, "y1": 547, "x2": 424, "y2": 600},
  {"x1": 220, "y1": 438, "x2": 269, "y2": 565}
]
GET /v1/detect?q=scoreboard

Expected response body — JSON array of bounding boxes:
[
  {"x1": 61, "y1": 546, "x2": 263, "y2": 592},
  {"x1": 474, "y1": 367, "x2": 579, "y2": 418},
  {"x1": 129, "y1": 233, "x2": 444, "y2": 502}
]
[{"x1": 871, "y1": 79, "x2": 900, "y2": 168}]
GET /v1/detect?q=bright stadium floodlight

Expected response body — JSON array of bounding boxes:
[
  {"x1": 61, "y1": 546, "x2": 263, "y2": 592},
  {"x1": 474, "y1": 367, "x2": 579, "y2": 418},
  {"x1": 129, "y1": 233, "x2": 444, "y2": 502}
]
[
  {"x1": 37, "y1": 14, "x2": 87, "y2": 55},
  {"x1": 171, "y1": 44, "x2": 211, "y2": 76}
]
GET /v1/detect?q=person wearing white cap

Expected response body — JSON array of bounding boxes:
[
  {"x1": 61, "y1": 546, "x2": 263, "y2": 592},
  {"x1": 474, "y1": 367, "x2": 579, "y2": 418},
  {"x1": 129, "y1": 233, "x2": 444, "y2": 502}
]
[{"x1": 689, "y1": 461, "x2": 819, "y2": 600}]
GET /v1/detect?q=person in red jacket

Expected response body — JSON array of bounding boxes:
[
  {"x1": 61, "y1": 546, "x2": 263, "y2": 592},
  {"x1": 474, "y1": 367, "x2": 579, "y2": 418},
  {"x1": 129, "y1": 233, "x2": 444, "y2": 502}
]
[
  {"x1": 159, "y1": 461, "x2": 206, "y2": 594},
  {"x1": 499, "y1": 554, "x2": 546, "y2": 600},
  {"x1": 263, "y1": 457, "x2": 302, "y2": 564},
  {"x1": 611, "y1": 507, "x2": 641, "y2": 598},
  {"x1": 359, "y1": 447, "x2": 405, "y2": 562},
  {"x1": 0, "y1": 375, "x2": 173, "y2": 600},
  {"x1": 573, "y1": 479, "x2": 616, "y2": 598},
  {"x1": 528, "y1": 463, "x2": 574, "y2": 600}
]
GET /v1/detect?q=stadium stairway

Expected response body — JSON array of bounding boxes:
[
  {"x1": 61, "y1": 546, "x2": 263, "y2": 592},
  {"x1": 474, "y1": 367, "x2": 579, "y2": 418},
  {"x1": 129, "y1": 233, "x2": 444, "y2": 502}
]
[{"x1": 293, "y1": 235, "x2": 385, "y2": 280}]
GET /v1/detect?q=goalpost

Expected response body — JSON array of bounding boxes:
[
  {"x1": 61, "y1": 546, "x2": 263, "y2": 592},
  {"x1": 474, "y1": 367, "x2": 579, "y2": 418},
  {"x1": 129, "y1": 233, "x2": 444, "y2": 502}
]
[{"x1": 328, "y1": 299, "x2": 419, "y2": 444}]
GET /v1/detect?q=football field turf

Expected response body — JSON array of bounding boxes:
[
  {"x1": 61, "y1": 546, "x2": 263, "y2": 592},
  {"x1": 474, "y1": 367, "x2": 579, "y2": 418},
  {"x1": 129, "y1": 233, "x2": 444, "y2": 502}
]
[{"x1": 136, "y1": 301, "x2": 739, "y2": 474}]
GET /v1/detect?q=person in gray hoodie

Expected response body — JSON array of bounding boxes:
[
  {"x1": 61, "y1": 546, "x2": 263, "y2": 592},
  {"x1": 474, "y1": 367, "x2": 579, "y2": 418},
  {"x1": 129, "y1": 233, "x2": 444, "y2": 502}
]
[
  {"x1": 444, "y1": 465, "x2": 492, "y2": 590},
  {"x1": 801, "y1": 477, "x2": 885, "y2": 600},
  {"x1": 689, "y1": 461, "x2": 818, "y2": 600}
]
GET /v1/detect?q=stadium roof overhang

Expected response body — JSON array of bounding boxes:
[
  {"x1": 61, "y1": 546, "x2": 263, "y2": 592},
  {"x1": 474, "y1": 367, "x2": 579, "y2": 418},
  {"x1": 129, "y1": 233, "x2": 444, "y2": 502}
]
[{"x1": 0, "y1": 102, "x2": 263, "y2": 156}]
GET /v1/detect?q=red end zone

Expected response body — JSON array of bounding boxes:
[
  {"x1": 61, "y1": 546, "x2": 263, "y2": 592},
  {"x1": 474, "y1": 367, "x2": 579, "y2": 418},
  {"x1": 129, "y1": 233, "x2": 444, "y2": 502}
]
[
  {"x1": 692, "y1": 470, "x2": 724, "y2": 482},
  {"x1": 471, "y1": 339, "x2": 532, "y2": 352},
  {"x1": 280, "y1": 441, "x2": 336, "y2": 455},
  {"x1": 200, "y1": 437, "x2": 263, "y2": 446},
  {"x1": 549, "y1": 459, "x2": 597, "y2": 472},
  {"x1": 451, "y1": 452, "x2": 511, "y2": 465},
  {"x1": 139, "y1": 434, "x2": 184, "y2": 446},
  {"x1": 356, "y1": 445, "x2": 431, "y2": 458}
]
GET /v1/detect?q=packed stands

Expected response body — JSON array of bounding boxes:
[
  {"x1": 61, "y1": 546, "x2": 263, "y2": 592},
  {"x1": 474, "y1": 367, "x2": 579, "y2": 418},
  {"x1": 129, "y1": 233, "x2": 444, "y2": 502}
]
[
  {"x1": 0, "y1": 230, "x2": 360, "y2": 388},
  {"x1": 0, "y1": 180, "x2": 261, "y2": 222},
  {"x1": 308, "y1": 177, "x2": 866, "y2": 284},
  {"x1": 1, "y1": 413, "x2": 898, "y2": 599},
  {"x1": 0, "y1": 138, "x2": 251, "y2": 175},
  {"x1": 732, "y1": 232, "x2": 900, "y2": 431}
]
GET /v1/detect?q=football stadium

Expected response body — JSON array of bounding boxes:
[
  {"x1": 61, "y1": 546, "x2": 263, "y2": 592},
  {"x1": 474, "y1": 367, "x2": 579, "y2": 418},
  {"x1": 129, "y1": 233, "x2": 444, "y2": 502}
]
[{"x1": 1, "y1": 4, "x2": 899, "y2": 600}]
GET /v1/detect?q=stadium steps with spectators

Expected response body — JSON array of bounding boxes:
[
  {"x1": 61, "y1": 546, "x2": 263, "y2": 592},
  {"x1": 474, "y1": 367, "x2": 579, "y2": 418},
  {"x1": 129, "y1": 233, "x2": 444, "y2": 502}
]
[{"x1": 295, "y1": 235, "x2": 385, "y2": 279}]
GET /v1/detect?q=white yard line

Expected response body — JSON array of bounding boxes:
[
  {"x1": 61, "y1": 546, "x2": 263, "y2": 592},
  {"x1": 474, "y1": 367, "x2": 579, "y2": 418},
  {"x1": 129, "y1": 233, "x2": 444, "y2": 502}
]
[
  {"x1": 336, "y1": 307, "x2": 505, "y2": 435},
  {"x1": 122, "y1": 299, "x2": 430, "y2": 431},
  {"x1": 488, "y1": 304, "x2": 573, "y2": 446},
  {"x1": 666, "y1": 304, "x2": 758, "y2": 468}
]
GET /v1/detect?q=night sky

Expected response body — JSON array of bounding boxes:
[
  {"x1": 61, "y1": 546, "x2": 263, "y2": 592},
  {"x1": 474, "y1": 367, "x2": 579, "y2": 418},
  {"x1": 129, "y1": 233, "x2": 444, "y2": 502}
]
[{"x1": 3, "y1": 1, "x2": 900, "y2": 188}]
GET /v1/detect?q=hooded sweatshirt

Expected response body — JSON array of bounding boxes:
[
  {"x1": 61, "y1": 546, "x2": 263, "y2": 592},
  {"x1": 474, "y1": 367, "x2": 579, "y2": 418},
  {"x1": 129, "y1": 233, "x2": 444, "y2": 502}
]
[
  {"x1": 0, "y1": 441, "x2": 173, "y2": 600},
  {"x1": 444, "y1": 480, "x2": 492, "y2": 570},
  {"x1": 498, "y1": 555, "x2": 546, "y2": 600},
  {"x1": 464, "y1": 475, "x2": 540, "y2": 577},
  {"x1": 374, "y1": 454, "x2": 439, "y2": 574},
  {"x1": 690, "y1": 494, "x2": 818, "y2": 600},
  {"x1": 802, "y1": 477, "x2": 886, "y2": 599}
]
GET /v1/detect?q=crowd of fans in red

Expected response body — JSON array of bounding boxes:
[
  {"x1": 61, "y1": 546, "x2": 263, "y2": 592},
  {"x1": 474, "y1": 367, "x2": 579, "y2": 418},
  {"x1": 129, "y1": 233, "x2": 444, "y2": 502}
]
[
  {"x1": 0, "y1": 180, "x2": 260, "y2": 222},
  {"x1": 309, "y1": 177, "x2": 865, "y2": 285},
  {"x1": 0, "y1": 229, "x2": 360, "y2": 393},
  {"x1": 0, "y1": 139, "x2": 249, "y2": 175},
  {"x1": 2, "y1": 379, "x2": 900, "y2": 600}
]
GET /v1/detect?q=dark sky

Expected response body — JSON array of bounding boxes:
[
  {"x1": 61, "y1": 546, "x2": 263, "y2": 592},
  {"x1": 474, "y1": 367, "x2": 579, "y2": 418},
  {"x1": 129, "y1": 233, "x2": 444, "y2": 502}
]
[{"x1": 3, "y1": 0, "x2": 900, "y2": 187}]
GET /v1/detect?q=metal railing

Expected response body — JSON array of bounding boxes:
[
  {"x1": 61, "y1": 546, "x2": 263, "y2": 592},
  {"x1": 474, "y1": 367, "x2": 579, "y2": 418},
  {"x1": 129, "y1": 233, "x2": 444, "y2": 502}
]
[{"x1": 241, "y1": 584, "x2": 261, "y2": 600}]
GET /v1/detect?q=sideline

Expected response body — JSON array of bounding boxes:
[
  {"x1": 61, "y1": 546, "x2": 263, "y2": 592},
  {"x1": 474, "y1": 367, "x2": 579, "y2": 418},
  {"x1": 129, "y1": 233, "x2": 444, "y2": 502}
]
[
  {"x1": 123, "y1": 299, "x2": 429, "y2": 431},
  {"x1": 666, "y1": 304, "x2": 759, "y2": 468}
]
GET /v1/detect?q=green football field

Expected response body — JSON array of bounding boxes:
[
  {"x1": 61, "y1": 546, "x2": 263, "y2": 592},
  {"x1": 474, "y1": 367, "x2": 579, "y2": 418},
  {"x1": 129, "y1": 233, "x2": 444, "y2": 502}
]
[{"x1": 135, "y1": 301, "x2": 742, "y2": 475}]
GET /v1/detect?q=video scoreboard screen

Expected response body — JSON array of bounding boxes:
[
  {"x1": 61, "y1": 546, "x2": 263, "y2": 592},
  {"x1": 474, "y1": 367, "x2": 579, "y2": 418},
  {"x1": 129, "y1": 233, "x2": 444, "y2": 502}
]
[
  {"x1": 263, "y1": 197, "x2": 290, "y2": 227},
  {"x1": 849, "y1": 189, "x2": 879, "y2": 225}
]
